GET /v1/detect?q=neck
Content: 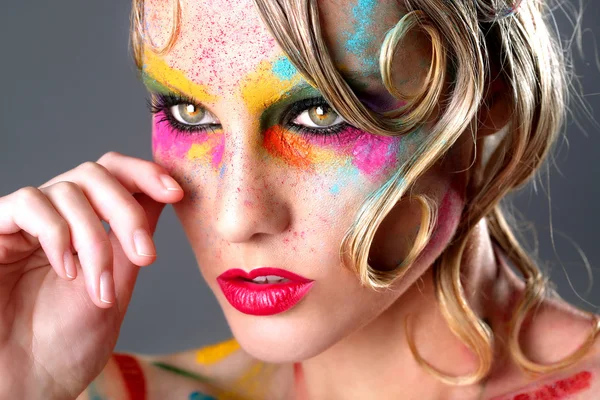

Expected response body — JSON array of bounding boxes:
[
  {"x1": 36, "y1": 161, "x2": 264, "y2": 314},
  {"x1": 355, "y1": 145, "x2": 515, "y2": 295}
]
[{"x1": 292, "y1": 219, "x2": 502, "y2": 399}]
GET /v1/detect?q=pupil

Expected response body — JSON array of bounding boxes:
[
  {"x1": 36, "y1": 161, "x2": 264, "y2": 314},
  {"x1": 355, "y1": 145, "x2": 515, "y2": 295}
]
[
  {"x1": 186, "y1": 104, "x2": 199, "y2": 116},
  {"x1": 309, "y1": 104, "x2": 337, "y2": 126},
  {"x1": 177, "y1": 103, "x2": 205, "y2": 125}
]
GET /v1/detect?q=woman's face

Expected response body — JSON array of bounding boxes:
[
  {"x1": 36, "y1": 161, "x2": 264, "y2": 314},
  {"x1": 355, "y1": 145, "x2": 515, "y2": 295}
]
[{"x1": 144, "y1": 0, "x2": 471, "y2": 362}]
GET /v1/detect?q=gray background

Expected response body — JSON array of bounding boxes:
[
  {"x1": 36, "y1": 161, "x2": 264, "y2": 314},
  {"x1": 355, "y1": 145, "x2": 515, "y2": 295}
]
[{"x1": 0, "y1": 1, "x2": 598, "y2": 355}]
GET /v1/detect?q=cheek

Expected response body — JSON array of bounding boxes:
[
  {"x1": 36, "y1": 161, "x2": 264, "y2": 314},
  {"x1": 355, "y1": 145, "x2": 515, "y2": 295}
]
[
  {"x1": 263, "y1": 125, "x2": 405, "y2": 181},
  {"x1": 152, "y1": 115, "x2": 225, "y2": 170}
]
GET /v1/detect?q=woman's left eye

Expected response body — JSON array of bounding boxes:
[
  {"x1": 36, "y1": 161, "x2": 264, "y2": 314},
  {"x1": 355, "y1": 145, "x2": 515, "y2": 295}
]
[
  {"x1": 170, "y1": 103, "x2": 219, "y2": 126},
  {"x1": 292, "y1": 104, "x2": 345, "y2": 129}
]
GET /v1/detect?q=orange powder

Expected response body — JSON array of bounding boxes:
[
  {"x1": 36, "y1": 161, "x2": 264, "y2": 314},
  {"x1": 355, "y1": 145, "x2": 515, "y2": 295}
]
[{"x1": 263, "y1": 126, "x2": 313, "y2": 169}]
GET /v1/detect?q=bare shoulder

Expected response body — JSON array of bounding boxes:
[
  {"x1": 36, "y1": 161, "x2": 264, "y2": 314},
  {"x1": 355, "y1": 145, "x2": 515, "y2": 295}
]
[
  {"x1": 132, "y1": 338, "x2": 291, "y2": 399},
  {"x1": 482, "y1": 293, "x2": 600, "y2": 399}
]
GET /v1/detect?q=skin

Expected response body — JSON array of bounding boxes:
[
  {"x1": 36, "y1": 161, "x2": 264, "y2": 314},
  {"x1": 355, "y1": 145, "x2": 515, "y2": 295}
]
[
  {"x1": 135, "y1": 0, "x2": 600, "y2": 398},
  {"x1": 144, "y1": 0, "x2": 463, "y2": 382},
  {"x1": 2, "y1": 0, "x2": 597, "y2": 399}
]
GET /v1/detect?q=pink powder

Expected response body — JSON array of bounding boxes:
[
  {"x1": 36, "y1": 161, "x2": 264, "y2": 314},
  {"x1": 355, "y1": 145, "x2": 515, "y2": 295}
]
[
  {"x1": 351, "y1": 134, "x2": 397, "y2": 177},
  {"x1": 211, "y1": 135, "x2": 225, "y2": 167},
  {"x1": 152, "y1": 117, "x2": 194, "y2": 158}
]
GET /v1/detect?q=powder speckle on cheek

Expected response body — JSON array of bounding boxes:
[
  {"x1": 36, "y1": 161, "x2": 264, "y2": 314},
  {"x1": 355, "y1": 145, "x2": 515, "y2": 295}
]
[
  {"x1": 263, "y1": 124, "x2": 403, "y2": 183},
  {"x1": 152, "y1": 117, "x2": 225, "y2": 170},
  {"x1": 264, "y1": 126, "x2": 314, "y2": 169},
  {"x1": 152, "y1": 117, "x2": 193, "y2": 158},
  {"x1": 351, "y1": 134, "x2": 399, "y2": 178},
  {"x1": 188, "y1": 133, "x2": 225, "y2": 169}
]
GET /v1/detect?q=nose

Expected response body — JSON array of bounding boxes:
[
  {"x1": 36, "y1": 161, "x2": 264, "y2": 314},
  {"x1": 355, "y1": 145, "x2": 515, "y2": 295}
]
[{"x1": 213, "y1": 121, "x2": 291, "y2": 244}]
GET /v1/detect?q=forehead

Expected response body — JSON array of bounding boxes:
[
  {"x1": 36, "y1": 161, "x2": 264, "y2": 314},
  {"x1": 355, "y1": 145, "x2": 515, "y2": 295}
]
[
  {"x1": 143, "y1": 0, "x2": 411, "y2": 103},
  {"x1": 144, "y1": 0, "x2": 281, "y2": 91}
]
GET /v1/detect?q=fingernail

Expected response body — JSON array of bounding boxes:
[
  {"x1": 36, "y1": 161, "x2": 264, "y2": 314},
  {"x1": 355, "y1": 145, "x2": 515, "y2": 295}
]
[
  {"x1": 159, "y1": 174, "x2": 182, "y2": 191},
  {"x1": 63, "y1": 250, "x2": 77, "y2": 279},
  {"x1": 133, "y1": 229, "x2": 156, "y2": 257},
  {"x1": 99, "y1": 270, "x2": 115, "y2": 304}
]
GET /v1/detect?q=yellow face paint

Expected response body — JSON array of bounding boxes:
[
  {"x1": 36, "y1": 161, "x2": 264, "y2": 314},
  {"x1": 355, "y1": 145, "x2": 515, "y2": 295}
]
[
  {"x1": 143, "y1": 48, "x2": 216, "y2": 104},
  {"x1": 240, "y1": 57, "x2": 303, "y2": 115}
]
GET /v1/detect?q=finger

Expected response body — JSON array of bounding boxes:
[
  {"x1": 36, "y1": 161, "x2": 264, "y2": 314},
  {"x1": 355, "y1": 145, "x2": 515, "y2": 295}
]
[
  {"x1": 0, "y1": 232, "x2": 39, "y2": 264},
  {"x1": 45, "y1": 162, "x2": 160, "y2": 269},
  {"x1": 40, "y1": 152, "x2": 184, "y2": 211},
  {"x1": 41, "y1": 182, "x2": 116, "y2": 308},
  {"x1": 95, "y1": 152, "x2": 184, "y2": 230},
  {"x1": 111, "y1": 193, "x2": 167, "y2": 321},
  {"x1": 0, "y1": 187, "x2": 73, "y2": 280},
  {"x1": 40, "y1": 153, "x2": 184, "y2": 267}
]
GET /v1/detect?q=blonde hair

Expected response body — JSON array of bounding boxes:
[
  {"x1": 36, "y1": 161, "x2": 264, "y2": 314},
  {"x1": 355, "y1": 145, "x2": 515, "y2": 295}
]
[{"x1": 130, "y1": 0, "x2": 600, "y2": 385}]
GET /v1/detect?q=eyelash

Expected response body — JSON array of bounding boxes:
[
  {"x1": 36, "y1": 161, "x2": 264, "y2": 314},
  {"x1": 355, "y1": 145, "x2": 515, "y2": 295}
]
[{"x1": 148, "y1": 93, "x2": 350, "y2": 143}]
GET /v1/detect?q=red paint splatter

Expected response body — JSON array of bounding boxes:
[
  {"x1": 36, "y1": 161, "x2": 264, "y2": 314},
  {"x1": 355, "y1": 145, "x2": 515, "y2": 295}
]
[
  {"x1": 113, "y1": 353, "x2": 147, "y2": 400},
  {"x1": 501, "y1": 371, "x2": 592, "y2": 400}
]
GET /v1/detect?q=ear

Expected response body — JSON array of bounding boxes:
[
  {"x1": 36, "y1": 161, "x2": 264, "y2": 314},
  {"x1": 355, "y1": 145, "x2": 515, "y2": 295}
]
[{"x1": 476, "y1": 71, "x2": 512, "y2": 138}]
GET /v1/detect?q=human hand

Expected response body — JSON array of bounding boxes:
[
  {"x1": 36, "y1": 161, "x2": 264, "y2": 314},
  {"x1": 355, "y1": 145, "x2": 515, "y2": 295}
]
[{"x1": 0, "y1": 152, "x2": 183, "y2": 399}]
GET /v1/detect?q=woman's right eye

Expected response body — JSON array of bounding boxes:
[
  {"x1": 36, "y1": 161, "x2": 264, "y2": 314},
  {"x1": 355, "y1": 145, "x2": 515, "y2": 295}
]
[{"x1": 170, "y1": 103, "x2": 220, "y2": 126}]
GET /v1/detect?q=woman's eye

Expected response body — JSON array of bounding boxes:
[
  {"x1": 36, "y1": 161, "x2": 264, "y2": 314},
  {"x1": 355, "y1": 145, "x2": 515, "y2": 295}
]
[
  {"x1": 170, "y1": 103, "x2": 219, "y2": 126},
  {"x1": 292, "y1": 104, "x2": 345, "y2": 129}
]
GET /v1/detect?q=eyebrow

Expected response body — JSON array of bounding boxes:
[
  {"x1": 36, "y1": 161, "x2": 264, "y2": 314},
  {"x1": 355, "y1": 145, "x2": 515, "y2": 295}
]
[
  {"x1": 141, "y1": 70, "x2": 216, "y2": 105},
  {"x1": 142, "y1": 69, "x2": 322, "y2": 109}
]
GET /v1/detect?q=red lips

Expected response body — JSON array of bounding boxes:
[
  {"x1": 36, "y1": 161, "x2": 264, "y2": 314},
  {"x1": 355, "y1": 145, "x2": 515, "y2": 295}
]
[{"x1": 216, "y1": 267, "x2": 314, "y2": 316}]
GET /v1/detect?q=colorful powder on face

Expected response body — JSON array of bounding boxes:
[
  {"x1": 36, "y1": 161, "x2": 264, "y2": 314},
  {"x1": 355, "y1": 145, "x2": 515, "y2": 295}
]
[
  {"x1": 345, "y1": 0, "x2": 379, "y2": 70},
  {"x1": 152, "y1": 116, "x2": 225, "y2": 170},
  {"x1": 351, "y1": 134, "x2": 398, "y2": 177},
  {"x1": 272, "y1": 56, "x2": 298, "y2": 81},
  {"x1": 263, "y1": 126, "x2": 314, "y2": 169},
  {"x1": 143, "y1": 50, "x2": 215, "y2": 104},
  {"x1": 241, "y1": 58, "x2": 302, "y2": 115},
  {"x1": 263, "y1": 124, "x2": 400, "y2": 179},
  {"x1": 188, "y1": 134, "x2": 225, "y2": 168},
  {"x1": 330, "y1": 182, "x2": 341, "y2": 195},
  {"x1": 494, "y1": 371, "x2": 592, "y2": 400}
]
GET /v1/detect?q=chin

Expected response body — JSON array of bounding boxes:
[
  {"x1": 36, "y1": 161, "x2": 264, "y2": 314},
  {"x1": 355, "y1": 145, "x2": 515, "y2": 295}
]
[{"x1": 224, "y1": 308, "x2": 339, "y2": 363}]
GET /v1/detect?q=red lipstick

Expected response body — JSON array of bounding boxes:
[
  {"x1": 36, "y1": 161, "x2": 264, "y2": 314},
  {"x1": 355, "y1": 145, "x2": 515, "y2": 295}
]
[{"x1": 216, "y1": 267, "x2": 314, "y2": 316}]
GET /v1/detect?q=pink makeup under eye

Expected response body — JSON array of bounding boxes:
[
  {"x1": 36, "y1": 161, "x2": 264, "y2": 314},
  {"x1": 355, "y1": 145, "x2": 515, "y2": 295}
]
[{"x1": 152, "y1": 113, "x2": 225, "y2": 169}]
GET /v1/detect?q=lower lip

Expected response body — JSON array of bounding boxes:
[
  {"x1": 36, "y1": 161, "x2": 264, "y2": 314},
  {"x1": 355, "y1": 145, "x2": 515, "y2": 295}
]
[{"x1": 216, "y1": 278, "x2": 314, "y2": 316}]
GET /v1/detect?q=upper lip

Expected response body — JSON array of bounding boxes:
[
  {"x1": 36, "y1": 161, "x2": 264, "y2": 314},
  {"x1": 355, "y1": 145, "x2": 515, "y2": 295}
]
[{"x1": 217, "y1": 267, "x2": 313, "y2": 283}]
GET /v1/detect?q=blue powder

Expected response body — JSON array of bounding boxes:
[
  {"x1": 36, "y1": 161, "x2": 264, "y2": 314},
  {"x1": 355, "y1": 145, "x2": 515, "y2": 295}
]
[
  {"x1": 345, "y1": 0, "x2": 378, "y2": 70},
  {"x1": 330, "y1": 183, "x2": 341, "y2": 195},
  {"x1": 219, "y1": 163, "x2": 227, "y2": 179},
  {"x1": 272, "y1": 56, "x2": 298, "y2": 81},
  {"x1": 189, "y1": 391, "x2": 217, "y2": 400}
]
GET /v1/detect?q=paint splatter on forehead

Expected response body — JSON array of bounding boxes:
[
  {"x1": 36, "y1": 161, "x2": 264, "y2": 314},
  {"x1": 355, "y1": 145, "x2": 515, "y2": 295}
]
[
  {"x1": 345, "y1": 0, "x2": 379, "y2": 71},
  {"x1": 144, "y1": 0, "x2": 280, "y2": 92}
]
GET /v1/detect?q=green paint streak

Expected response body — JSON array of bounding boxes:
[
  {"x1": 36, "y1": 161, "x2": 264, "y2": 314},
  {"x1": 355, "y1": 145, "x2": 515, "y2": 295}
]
[
  {"x1": 151, "y1": 361, "x2": 214, "y2": 383},
  {"x1": 141, "y1": 71, "x2": 173, "y2": 95}
]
